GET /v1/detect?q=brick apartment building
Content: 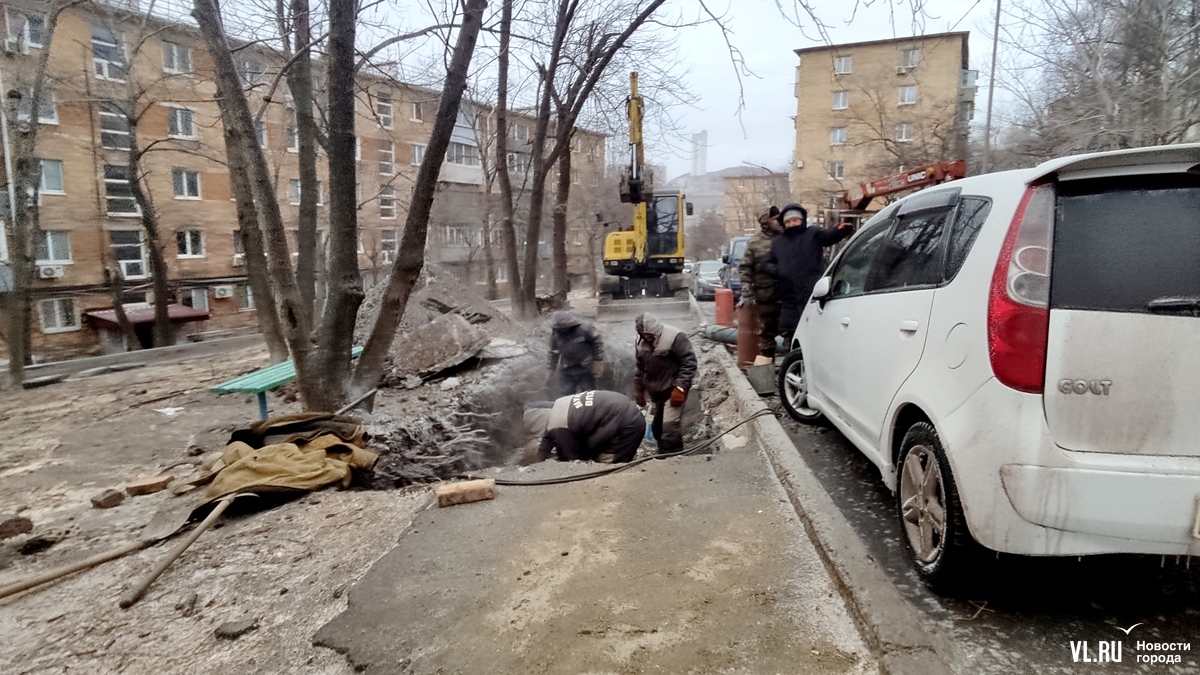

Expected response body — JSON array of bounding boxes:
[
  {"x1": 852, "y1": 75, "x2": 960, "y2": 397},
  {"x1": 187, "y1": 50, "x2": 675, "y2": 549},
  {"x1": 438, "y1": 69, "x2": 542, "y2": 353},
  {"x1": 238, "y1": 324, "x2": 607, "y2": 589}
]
[
  {"x1": 0, "y1": 0, "x2": 605, "y2": 363},
  {"x1": 721, "y1": 170, "x2": 789, "y2": 236},
  {"x1": 791, "y1": 32, "x2": 976, "y2": 216}
]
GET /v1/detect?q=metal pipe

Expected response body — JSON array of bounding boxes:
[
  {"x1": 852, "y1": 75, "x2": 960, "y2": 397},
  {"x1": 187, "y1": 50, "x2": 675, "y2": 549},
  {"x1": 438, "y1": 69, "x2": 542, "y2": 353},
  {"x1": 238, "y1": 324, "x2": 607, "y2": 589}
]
[
  {"x1": 981, "y1": 0, "x2": 1002, "y2": 173},
  {"x1": 0, "y1": 65, "x2": 15, "y2": 262}
]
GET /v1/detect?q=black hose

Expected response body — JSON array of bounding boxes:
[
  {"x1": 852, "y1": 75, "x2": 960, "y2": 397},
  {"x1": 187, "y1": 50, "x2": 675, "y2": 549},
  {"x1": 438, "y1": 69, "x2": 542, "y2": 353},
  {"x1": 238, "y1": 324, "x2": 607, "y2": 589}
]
[{"x1": 458, "y1": 408, "x2": 778, "y2": 487}]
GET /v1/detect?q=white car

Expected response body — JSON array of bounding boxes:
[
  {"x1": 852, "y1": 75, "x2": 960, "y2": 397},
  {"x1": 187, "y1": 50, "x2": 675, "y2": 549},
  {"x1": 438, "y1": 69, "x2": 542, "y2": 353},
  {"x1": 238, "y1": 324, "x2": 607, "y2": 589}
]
[{"x1": 778, "y1": 144, "x2": 1200, "y2": 590}]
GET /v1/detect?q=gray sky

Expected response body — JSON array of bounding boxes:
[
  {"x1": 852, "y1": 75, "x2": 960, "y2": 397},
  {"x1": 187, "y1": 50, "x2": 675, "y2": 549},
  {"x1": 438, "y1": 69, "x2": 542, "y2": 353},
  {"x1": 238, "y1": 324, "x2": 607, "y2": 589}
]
[{"x1": 659, "y1": 0, "x2": 996, "y2": 180}]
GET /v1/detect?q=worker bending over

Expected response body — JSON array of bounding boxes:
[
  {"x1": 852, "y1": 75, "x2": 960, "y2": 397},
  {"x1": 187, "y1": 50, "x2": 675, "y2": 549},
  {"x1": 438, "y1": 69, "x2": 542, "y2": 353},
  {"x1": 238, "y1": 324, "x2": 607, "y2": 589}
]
[
  {"x1": 524, "y1": 390, "x2": 645, "y2": 463},
  {"x1": 634, "y1": 313, "x2": 697, "y2": 454}
]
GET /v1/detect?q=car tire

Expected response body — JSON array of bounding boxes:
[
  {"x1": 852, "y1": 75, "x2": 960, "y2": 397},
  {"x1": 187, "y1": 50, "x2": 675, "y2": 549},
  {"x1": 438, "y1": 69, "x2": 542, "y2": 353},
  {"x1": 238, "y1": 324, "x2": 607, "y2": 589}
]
[
  {"x1": 895, "y1": 421, "x2": 980, "y2": 592},
  {"x1": 777, "y1": 349, "x2": 825, "y2": 425}
]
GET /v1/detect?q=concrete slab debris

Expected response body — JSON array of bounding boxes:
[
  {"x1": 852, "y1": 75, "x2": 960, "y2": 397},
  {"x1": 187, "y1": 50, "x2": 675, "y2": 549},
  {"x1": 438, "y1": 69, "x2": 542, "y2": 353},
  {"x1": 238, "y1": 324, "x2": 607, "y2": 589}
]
[
  {"x1": 387, "y1": 313, "x2": 491, "y2": 379},
  {"x1": 126, "y1": 475, "x2": 173, "y2": 496},
  {"x1": 214, "y1": 618, "x2": 259, "y2": 640},
  {"x1": 477, "y1": 338, "x2": 527, "y2": 360}
]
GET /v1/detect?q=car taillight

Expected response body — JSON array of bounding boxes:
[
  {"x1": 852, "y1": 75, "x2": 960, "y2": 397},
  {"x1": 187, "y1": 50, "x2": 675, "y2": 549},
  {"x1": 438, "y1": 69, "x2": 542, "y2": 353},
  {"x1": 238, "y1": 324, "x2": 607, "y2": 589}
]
[{"x1": 987, "y1": 183, "x2": 1055, "y2": 393}]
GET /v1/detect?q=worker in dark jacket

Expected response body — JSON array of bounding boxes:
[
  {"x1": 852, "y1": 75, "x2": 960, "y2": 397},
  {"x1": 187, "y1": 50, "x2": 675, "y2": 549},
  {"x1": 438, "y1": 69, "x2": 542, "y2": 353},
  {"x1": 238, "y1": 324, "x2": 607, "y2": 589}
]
[
  {"x1": 739, "y1": 206, "x2": 784, "y2": 362},
  {"x1": 767, "y1": 203, "x2": 854, "y2": 339},
  {"x1": 524, "y1": 390, "x2": 645, "y2": 463},
  {"x1": 548, "y1": 311, "x2": 606, "y2": 395},
  {"x1": 634, "y1": 313, "x2": 698, "y2": 454}
]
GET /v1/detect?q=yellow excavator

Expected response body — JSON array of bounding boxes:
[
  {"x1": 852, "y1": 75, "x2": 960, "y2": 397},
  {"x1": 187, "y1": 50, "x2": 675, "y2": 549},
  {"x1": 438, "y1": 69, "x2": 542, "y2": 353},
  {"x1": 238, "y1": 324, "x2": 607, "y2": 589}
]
[{"x1": 599, "y1": 73, "x2": 691, "y2": 316}]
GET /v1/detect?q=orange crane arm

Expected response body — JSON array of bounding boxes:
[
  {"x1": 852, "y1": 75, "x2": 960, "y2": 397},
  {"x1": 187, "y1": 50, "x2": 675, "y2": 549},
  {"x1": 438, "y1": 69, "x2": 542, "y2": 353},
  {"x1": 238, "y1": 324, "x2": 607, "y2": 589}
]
[{"x1": 840, "y1": 159, "x2": 967, "y2": 211}]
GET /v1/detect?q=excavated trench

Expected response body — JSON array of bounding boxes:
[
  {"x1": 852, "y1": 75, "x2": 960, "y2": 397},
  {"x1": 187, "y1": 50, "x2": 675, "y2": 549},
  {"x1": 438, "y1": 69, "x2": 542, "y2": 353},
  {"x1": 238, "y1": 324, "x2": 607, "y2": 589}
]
[{"x1": 361, "y1": 328, "x2": 721, "y2": 489}]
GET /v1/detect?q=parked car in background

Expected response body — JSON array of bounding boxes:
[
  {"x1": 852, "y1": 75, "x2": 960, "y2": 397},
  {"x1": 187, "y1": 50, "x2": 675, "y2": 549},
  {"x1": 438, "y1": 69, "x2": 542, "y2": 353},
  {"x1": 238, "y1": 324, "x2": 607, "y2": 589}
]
[
  {"x1": 688, "y1": 260, "x2": 723, "y2": 300},
  {"x1": 778, "y1": 144, "x2": 1200, "y2": 591},
  {"x1": 682, "y1": 259, "x2": 696, "y2": 275},
  {"x1": 719, "y1": 236, "x2": 750, "y2": 299}
]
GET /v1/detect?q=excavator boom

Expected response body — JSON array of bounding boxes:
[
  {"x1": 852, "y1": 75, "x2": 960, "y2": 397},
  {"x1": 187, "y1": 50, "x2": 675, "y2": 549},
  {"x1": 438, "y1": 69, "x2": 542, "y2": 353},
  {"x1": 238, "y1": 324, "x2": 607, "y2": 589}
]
[{"x1": 840, "y1": 159, "x2": 966, "y2": 211}]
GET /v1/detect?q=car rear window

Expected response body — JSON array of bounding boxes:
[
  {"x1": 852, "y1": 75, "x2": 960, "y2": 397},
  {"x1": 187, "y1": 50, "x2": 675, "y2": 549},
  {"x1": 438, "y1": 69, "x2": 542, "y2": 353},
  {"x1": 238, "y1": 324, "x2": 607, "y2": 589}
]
[{"x1": 1053, "y1": 174, "x2": 1200, "y2": 315}]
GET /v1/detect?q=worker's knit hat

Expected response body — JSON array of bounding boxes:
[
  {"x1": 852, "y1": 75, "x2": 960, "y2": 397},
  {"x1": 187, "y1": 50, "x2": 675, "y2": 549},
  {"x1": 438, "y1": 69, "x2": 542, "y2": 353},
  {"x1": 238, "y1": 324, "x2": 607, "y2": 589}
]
[
  {"x1": 779, "y1": 203, "x2": 807, "y2": 226},
  {"x1": 757, "y1": 206, "x2": 780, "y2": 227}
]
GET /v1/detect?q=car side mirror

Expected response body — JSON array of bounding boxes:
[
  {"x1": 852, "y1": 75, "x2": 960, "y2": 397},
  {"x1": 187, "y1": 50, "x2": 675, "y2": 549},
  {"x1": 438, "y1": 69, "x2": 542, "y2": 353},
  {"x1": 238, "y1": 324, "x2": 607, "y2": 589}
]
[
  {"x1": 721, "y1": 255, "x2": 730, "y2": 265},
  {"x1": 686, "y1": 202, "x2": 694, "y2": 216},
  {"x1": 811, "y1": 276, "x2": 832, "y2": 304}
]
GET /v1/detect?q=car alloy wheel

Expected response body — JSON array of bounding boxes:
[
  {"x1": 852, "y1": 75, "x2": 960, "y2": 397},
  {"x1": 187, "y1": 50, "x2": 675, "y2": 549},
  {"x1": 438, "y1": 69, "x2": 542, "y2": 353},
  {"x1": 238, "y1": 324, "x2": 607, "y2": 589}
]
[
  {"x1": 899, "y1": 443, "x2": 947, "y2": 564},
  {"x1": 777, "y1": 349, "x2": 824, "y2": 424}
]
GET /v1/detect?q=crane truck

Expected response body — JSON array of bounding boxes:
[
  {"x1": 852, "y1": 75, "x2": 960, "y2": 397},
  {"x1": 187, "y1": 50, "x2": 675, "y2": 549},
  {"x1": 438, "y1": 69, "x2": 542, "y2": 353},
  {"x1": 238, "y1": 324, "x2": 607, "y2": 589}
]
[{"x1": 597, "y1": 73, "x2": 691, "y2": 319}]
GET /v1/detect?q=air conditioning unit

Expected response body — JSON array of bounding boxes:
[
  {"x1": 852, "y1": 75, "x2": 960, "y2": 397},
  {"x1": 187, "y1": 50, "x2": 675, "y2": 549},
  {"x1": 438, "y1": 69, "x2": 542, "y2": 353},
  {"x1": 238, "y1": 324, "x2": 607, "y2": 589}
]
[
  {"x1": 38, "y1": 265, "x2": 64, "y2": 279},
  {"x1": 795, "y1": 160, "x2": 804, "y2": 169},
  {"x1": 231, "y1": 253, "x2": 245, "y2": 266},
  {"x1": 212, "y1": 285, "x2": 234, "y2": 299},
  {"x1": 896, "y1": 67, "x2": 908, "y2": 75}
]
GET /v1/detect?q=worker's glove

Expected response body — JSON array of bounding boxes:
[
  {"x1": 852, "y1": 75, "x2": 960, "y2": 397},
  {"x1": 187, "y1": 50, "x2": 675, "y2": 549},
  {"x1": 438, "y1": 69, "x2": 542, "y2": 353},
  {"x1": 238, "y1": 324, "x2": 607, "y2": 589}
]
[
  {"x1": 635, "y1": 389, "x2": 646, "y2": 407},
  {"x1": 591, "y1": 360, "x2": 605, "y2": 379},
  {"x1": 837, "y1": 222, "x2": 855, "y2": 233},
  {"x1": 669, "y1": 386, "x2": 687, "y2": 407}
]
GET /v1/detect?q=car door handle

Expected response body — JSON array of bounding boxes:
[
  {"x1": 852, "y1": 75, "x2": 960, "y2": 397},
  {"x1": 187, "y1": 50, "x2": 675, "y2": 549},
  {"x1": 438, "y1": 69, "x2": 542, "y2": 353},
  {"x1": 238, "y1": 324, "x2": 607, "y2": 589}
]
[
  {"x1": 899, "y1": 320, "x2": 919, "y2": 333},
  {"x1": 840, "y1": 317, "x2": 851, "y2": 327}
]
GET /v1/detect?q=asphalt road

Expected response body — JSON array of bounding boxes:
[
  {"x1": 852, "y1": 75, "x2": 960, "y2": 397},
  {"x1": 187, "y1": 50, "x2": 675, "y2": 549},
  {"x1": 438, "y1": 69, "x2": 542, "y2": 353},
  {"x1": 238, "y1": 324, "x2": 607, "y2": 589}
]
[{"x1": 695, "y1": 293, "x2": 1200, "y2": 674}]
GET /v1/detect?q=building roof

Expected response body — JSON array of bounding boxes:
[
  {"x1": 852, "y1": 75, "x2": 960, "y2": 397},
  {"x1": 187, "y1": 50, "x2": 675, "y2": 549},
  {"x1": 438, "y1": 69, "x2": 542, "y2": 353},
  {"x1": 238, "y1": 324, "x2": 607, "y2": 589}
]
[
  {"x1": 793, "y1": 31, "x2": 969, "y2": 56},
  {"x1": 85, "y1": 303, "x2": 210, "y2": 326}
]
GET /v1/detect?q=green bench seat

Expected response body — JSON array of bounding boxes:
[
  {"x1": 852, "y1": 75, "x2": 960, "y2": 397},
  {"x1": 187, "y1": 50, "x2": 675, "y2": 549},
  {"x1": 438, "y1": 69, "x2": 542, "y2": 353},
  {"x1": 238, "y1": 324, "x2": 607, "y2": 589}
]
[{"x1": 211, "y1": 346, "x2": 364, "y2": 419}]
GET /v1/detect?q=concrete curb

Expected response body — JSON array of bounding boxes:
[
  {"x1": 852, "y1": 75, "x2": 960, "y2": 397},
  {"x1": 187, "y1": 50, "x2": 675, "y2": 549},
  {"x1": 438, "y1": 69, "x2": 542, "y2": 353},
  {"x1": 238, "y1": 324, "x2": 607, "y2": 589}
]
[
  {"x1": 713, "y1": 348, "x2": 956, "y2": 675},
  {"x1": 2, "y1": 333, "x2": 266, "y2": 388}
]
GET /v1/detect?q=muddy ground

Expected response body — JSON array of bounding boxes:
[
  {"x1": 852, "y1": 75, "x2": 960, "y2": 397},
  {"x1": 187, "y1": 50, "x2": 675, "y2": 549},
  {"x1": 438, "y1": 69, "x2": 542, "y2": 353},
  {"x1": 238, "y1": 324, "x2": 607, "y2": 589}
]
[{"x1": 0, "y1": 302, "x2": 872, "y2": 673}]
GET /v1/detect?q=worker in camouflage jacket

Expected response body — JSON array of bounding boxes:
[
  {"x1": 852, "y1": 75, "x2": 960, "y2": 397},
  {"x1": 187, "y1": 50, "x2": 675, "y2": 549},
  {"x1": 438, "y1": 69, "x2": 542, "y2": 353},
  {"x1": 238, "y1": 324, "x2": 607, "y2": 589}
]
[
  {"x1": 523, "y1": 390, "x2": 646, "y2": 463},
  {"x1": 548, "y1": 310, "x2": 606, "y2": 396},
  {"x1": 738, "y1": 206, "x2": 784, "y2": 360},
  {"x1": 634, "y1": 313, "x2": 698, "y2": 455}
]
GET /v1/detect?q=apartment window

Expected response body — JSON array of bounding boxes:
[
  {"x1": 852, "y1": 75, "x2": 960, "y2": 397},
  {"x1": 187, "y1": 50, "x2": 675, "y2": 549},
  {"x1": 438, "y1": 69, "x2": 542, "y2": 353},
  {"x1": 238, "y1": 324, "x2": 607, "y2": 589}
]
[
  {"x1": 899, "y1": 85, "x2": 917, "y2": 105},
  {"x1": 375, "y1": 92, "x2": 393, "y2": 129},
  {"x1": 833, "y1": 55, "x2": 851, "y2": 74},
  {"x1": 286, "y1": 124, "x2": 298, "y2": 152},
  {"x1": 109, "y1": 230, "x2": 146, "y2": 278},
  {"x1": 239, "y1": 59, "x2": 263, "y2": 86},
  {"x1": 288, "y1": 179, "x2": 301, "y2": 205},
  {"x1": 896, "y1": 122, "x2": 914, "y2": 142},
  {"x1": 355, "y1": 137, "x2": 361, "y2": 161},
  {"x1": 381, "y1": 229, "x2": 397, "y2": 263},
  {"x1": 176, "y1": 229, "x2": 204, "y2": 257},
  {"x1": 92, "y1": 26, "x2": 126, "y2": 82},
  {"x1": 445, "y1": 142, "x2": 479, "y2": 166},
  {"x1": 232, "y1": 230, "x2": 244, "y2": 255},
  {"x1": 99, "y1": 105, "x2": 131, "y2": 149},
  {"x1": 380, "y1": 142, "x2": 395, "y2": 175},
  {"x1": 40, "y1": 159, "x2": 64, "y2": 194},
  {"x1": 902, "y1": 48, "x2": 920, "y2": 68},
  {"x1": 380, "y1": 186, "x2": 396, "y2": 219},
  {"x1": 317, "y1": 182, "x2": 325, "y2": 205},
  {"x1": 443, "y1": 225, "x2": 470, "y2": 248},
  {"x1": 411, "y1": 143, "x2": 425, "y2": 165},
  {"x1": 828, "y1": 160, "x2": 845, "y2": 180},
  {"x1": 513, "y1": 124, "x2": 529, "y2": 142},
  {"x1": 35, "y1": 230, "x2": 71, "y2": 263},
  {"x1": 832, "y1": 90, "x2": 848, "y2": 110},
  {"x1": 181, "y1": 288, "x2": 208, "y2": 312},
  {"x1": 162, "y1": 41, "x2": 192, "y2": 74},
  {"x1": 167, "y1": 107, "x2": 197, "y2": 139},
  {"x1": 17, "y1": 89, "x2": 56, "y2": 124},
  {"x1": 104, "y1": 165, "x2": 139, "y2": 215},
  {"x1": 411, "y1": 101, "x2": 423, "y2": 122},
  {"x1": 255, "y1": 120, "x2": 267, "y2": 148},
  {"x1": 830, "y1": 127, "x2": 847, "y2": 146},
  {"x1": 6, "y1": 9, "x2": 45, "y2": 50},
  {"x1": 236, "y1": 284, "x2": 255, "y2": 310},
  {"x1": 172, "y1": 168, "x2": 200, "y2": 199},
  {"x1": 38, "y1": 298, "x2": 79, "y2": 333}
]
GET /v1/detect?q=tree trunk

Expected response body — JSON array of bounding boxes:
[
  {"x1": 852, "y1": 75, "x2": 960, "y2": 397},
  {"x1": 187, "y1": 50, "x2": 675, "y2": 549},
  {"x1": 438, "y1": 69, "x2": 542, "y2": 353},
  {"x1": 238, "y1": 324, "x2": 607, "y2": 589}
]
[
  {"x1": 482, "y1": 210, "x2": 498, "y2": 300},
  {"x1": 125, "y1": 137, "x2": 174, "y2": 348},
  {"x1": 493, "y1": 0, "x2": 523, "y2": 312},
  {"x1": 307, "y1": 0, "x2": 365, "y2": 410},
  {"x1": 287, "y1": 0, "x2": 319, "y2": 323},
  {"x1": 552, "y1": 134, "x2": 571, "y2": 295},
  {"x1": 221, "y1": 121, "x2": 288, "y2": 362},
  {"x1": 105, "y1": 268, "x2": 140, "y2": 350},
  {"x1": 194, "y1": 0, "x2": 316, "y2": 404},
  {"x1": 354, "y1": 0, "x2": 488, "y2": 391}
]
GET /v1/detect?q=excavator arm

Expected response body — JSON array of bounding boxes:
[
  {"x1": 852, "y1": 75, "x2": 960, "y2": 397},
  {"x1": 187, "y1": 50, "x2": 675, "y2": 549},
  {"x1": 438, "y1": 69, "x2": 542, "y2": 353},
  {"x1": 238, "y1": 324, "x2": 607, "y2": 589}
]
[{"x1": 839, "y1": 159, "x2": 966, "y2": 211}]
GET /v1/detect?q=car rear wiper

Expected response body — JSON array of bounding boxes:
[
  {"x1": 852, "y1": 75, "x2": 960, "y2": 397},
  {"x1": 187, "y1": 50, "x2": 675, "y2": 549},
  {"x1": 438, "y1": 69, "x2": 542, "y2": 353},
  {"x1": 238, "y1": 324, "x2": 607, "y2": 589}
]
[{"x1": 1147, "y1": 295, "x2": 1200, "y2": 316}]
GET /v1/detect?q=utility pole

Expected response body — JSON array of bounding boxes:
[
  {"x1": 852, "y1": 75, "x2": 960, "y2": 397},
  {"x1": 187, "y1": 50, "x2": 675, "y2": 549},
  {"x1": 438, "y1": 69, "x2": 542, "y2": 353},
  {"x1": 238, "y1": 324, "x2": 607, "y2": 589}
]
[{"x1": 982, "y1": 0, "x2": 1001, "y2": 173}]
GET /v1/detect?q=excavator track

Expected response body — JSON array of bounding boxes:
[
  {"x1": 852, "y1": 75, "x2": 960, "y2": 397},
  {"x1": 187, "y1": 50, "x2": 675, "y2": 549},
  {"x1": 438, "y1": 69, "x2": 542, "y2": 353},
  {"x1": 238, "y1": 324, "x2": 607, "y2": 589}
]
[{"x1": 595, "y1": 275, "x2": 692, "y2": 322}]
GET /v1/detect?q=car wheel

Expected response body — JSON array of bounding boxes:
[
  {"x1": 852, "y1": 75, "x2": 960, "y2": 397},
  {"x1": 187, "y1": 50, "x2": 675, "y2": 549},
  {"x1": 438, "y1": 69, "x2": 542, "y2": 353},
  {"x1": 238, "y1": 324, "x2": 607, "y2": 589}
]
[
  {"x1": 777, "y1": 349, "x2": 824, "y2": 424},
  {"x1": 896, "y1": 421, "x2": 979, "y2": 592}
]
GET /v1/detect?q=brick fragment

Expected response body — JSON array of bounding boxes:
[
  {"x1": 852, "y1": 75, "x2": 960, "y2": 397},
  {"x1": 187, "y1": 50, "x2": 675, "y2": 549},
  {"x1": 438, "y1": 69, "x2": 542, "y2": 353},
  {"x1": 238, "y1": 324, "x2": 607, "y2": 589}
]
[
  {"x1": 435, "y1": 479, "x2": 496, "y2": 507},
  {"x1": 90, "y1": 489, "x2": 126, "y2": 509},
  {"x1": 126, "y1": 475, "x2": 174, "y2": 496}
]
